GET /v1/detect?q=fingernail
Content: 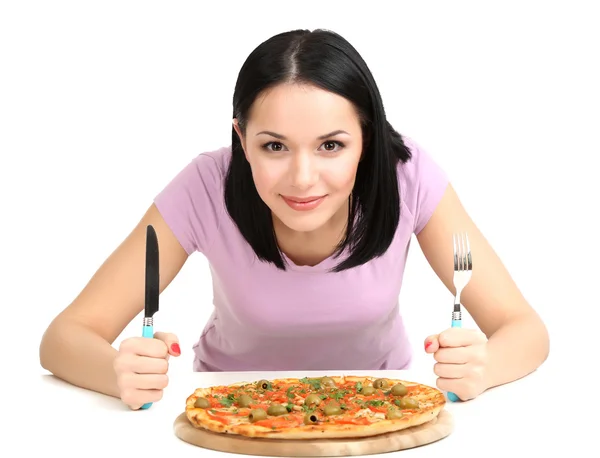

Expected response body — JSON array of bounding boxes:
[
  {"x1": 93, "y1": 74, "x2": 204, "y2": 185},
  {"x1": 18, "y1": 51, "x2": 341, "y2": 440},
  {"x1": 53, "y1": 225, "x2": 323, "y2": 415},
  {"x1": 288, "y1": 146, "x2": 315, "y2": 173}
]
[
  {"x1": 425, "y1": 341, "x2": 432, "y2": 351},
  {"x1": 171, "y1": 343, "x2": 181, "y2": 355}
]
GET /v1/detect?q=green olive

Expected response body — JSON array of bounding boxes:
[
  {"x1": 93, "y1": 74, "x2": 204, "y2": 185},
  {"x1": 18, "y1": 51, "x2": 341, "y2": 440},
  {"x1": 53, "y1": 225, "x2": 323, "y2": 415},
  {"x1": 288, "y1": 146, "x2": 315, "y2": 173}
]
[
  {"x1": 256, "y1": 379, "x2": 271, "y2": 390},
  {"x1": 237, "y1": 394, "x2": 253, "y2": 407},
  {"x1": 248, "y1": 408, "x2": 267, "y2": 422},
  {"x1": 194, "y1": 397, "x2": 210, "y2": 409},
  {"x1": 398, "y1": 397, "x2": 419, "y2": 409},
  {"x1": 386, "y1": 409, "x2": 404, "y2": 419},
  {"x1": 304, "y1": 393, "x2": 322, "y2": 407},
  {"x1": 390, "y1": 383, "x2": 408, "y2": 396},
  {"x1": 267, "y1": 403, "x2": 288, "y2": 416},
  {"x1": 321, "y1": 376, "x2": 336, "y2": 387},
  {"x1": 323, "y1": 403, "x2": 342, "y2": 416},
  {"x1": 361, "y1": 386, "x2": 375, "y2": 396},
  {"x1": 373, "y1": 378, "x2": 389, "y2": 389},
  {"x1": 304, "y1": 413, "x2": 319, "y2": 425}
]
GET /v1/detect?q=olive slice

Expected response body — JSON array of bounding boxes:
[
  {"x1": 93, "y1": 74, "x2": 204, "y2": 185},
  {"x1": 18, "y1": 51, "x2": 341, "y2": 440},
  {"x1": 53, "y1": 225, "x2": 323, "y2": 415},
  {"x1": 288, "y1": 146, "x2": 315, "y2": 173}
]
[
  {"x1": 390, "y1": 383, "x2": 408, "y2": 396},
  {"x1": 256, "y1": 379, "x2": 271, "y2": 390},
  {"x1": 194, "y1": 397, "x2": 210, "y2": 409},
  {"x1": 249, "y1": 408, "x2": 267, "y2": 422},
  {"x1": 267, "y1": 403, "x2": 287, "y2": 416},
  {"x1": 373, "y1": 378, "x2": 389, "y2": 389},
  {"x1": 304, "y1": 413, "x2": 319, "y2": 424},
  {"x1": 361, "y1": 386, "x2": 375, "y2": 396},
  {"x1": 386, "y1": 409, "x2": 403, "y2": 419},
  {"x1": 304, "y1": 393, "x2": 322, "y2": 406},
  {"x1": 320, "y1": 376, "x2": 336, "y2": 387},
  {"x1": 397, "y1": 397, "x2": 419, "y2": 409},
  {"x1": 323, "y1": 402, "x2": 342, "y2": 416},
  {"x1": 237, "y1": 394, "x2": 253, "y2": 407}
]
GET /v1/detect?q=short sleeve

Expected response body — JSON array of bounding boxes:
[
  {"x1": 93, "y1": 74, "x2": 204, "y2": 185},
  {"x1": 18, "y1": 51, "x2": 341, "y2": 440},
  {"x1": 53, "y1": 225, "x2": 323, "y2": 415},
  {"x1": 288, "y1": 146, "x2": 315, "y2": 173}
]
[
  {"x1": 153, "y1": 152, "x2": 224, "y2": 255},
  {"x1": 398, "y1": 137, "x2": 449, "y2": 234}
]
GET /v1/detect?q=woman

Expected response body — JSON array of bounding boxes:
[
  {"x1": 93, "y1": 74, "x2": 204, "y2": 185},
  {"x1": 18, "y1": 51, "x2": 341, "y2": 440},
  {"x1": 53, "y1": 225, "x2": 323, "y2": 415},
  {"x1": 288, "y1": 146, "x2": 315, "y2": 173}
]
[{"x1": 39, "y1": 28, "x2": 549, "y2": 410}]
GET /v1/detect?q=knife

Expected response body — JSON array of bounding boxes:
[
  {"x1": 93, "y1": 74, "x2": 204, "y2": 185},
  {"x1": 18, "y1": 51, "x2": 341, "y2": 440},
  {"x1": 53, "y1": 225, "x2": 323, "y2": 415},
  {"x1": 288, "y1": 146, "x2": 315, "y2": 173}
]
[{"x1": 140, "y1": 224, "x2": 160, "y2": 410}]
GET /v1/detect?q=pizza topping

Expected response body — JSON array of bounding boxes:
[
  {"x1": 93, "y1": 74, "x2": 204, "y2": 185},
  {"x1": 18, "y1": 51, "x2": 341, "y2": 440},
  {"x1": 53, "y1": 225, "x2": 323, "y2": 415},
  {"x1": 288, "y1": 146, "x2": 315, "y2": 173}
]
[
  {"x1": 249, "y1": 408, "x2": 268, "y2": 422},
  {"x1": 320, "y1": 376, "x2": 336, "y2": 387},
  {"x1": 256, "y1": 379, "x2": 272, "y2": 391},
  {"x1": 303, "y1": 412, "x2": 319, "y2": 424},
  {"x1": 218, "y1": 395, "x2": 235, "y2": 407},
  {"x1": 194, "y1": 397, "x2": 210, "y2": 409},
  {"x1": 323, "y1": 402, "x2": 342, "y2": 416},
  {"x1": 237, "y1": 394, "x2": 253, "y2": 407},
  {"x1": 390, "y1": 383, "x2": 408, "y2": 396},
  {"x1": 360, "y1": 386, "x2": 376, "y2": 396},
  {"x1": 373, "y1": 378, "x2": 389, "y2": 389},
  {"x1": 303, "y1": 393, "x2": 322, "y2": 407},
  {"x1": 267, "y1": 403, "x2": 287, "y2": 416},
  {"x1": 386, "y1": 409, "x2": 404, "y2": 419},
  {"x1": 396, "y1": 397, "x2": 419, "y2": 409},
  {"x1": 300, "y1": 377, "x2": 324, "y2": 390},
  {"x1": 188, "y1": 376, "x2": 436, "y2": 432}
]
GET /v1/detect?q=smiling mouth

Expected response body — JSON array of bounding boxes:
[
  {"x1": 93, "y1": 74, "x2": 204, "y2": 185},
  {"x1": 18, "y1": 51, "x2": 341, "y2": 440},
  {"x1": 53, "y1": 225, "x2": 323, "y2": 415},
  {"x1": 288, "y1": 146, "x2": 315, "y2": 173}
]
[
  {"x1": 280, "y1": 195, "x2": 327, "y2": 211},
  {"x1": 281, "y1": 195, "x2": 325, "y2": 203}
]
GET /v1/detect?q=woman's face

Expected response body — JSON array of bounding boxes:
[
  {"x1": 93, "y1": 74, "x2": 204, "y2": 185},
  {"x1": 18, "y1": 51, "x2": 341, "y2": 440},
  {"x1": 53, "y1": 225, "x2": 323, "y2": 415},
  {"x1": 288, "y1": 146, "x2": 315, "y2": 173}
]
[{"x1": 234, "y1": 83, "x2": 363, "y2": 234}]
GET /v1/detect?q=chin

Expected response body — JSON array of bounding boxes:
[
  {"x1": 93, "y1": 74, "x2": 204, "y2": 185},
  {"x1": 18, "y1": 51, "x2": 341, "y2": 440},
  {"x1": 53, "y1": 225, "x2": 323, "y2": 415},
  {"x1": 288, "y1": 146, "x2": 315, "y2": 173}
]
[{"x1": 274, "y1": 211, "x2": 332, "y2": 233}]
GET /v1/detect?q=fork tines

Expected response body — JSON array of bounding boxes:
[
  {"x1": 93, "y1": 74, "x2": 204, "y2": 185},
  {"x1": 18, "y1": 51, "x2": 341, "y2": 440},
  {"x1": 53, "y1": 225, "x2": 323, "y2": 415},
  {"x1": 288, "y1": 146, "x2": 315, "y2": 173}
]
[{"x1": 452, "y1": 232, "x2": 472, "y2": 319}]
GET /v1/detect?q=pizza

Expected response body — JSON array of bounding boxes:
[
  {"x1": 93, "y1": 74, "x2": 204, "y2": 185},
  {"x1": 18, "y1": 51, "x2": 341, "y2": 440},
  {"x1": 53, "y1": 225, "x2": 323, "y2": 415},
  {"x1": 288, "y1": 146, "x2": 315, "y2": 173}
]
[{"x1": 184, "y1": 375, "x2": 446, "y2": 439}]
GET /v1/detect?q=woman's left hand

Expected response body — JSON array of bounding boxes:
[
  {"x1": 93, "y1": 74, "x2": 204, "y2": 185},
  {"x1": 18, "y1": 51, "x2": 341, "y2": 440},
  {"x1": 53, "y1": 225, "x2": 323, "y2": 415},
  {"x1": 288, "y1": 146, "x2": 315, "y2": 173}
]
[{"x1": 424, "y1": 327, "x2": 489, "y2": 401}]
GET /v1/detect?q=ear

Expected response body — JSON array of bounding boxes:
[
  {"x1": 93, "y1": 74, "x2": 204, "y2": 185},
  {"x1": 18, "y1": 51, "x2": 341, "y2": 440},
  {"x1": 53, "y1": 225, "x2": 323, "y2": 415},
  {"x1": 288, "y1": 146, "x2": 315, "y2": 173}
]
[{"x1": 232, "y1": 118, "x2": 248, "y2": 159}]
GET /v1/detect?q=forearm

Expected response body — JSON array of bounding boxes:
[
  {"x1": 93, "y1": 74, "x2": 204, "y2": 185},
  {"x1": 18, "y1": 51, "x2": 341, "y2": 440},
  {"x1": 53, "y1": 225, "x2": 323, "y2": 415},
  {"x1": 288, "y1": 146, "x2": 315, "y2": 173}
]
[
  {"x1": 483, "y1": 312, "x2": 550, "y2": 390},
  {"x1": 39, "y1": 318, "x2": 121, "y2": 399}
]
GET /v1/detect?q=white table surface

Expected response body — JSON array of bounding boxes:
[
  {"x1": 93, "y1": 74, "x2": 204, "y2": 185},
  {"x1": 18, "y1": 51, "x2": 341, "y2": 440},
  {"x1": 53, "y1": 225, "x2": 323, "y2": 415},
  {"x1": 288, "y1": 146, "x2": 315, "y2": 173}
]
[{"x1": 15, "y1": 363, "x2": 589, "y2": 457}]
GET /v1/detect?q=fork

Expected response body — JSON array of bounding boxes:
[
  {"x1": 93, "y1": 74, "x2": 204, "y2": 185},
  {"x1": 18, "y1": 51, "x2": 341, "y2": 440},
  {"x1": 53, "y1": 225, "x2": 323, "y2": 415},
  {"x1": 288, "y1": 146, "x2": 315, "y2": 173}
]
[{"x1": 447, "y1": 232, "x2": 473, "y2": 402}]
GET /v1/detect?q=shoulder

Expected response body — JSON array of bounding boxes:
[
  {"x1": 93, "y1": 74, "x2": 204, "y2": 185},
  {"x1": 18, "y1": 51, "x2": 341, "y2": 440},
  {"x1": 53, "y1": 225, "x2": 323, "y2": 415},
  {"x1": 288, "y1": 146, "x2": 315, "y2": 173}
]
[
  {"x1": 396, "y1": 136, "x2": 449, "y2": 234},
  {"x1": 153, "y1": 145, "x2": 233, "y2": 255},
  {"x1": 187, "y1": 145, "x2": 232, "y2": 185}
]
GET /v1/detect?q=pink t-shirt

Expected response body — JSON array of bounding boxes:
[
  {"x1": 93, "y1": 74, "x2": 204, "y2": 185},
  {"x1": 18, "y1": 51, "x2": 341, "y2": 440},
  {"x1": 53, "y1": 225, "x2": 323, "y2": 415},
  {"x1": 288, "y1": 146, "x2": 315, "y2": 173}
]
[{"x1": 153, "y1": 137, "x2": 448, "y2": 372}]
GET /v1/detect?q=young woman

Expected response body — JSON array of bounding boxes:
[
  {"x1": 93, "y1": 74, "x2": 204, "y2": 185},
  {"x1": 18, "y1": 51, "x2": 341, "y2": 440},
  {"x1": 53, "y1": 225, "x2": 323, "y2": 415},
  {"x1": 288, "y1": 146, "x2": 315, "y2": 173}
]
[{"x1": 39, "y1": 29, "x2": 549, "y2": 410}]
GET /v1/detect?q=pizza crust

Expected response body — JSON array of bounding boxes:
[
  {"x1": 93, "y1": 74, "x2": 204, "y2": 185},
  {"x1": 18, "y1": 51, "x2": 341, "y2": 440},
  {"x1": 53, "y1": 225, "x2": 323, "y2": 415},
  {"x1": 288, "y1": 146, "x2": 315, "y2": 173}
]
[{"x1": 185, "y1": 376, "x2": 446, "y2": 439}]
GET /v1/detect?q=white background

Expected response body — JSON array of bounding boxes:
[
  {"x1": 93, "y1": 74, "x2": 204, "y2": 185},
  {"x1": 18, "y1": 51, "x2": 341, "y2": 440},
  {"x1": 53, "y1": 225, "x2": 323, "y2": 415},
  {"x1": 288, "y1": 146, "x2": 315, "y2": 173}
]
[{"x1": 1, "y1": 0, "x2": 599, "y2": 452}]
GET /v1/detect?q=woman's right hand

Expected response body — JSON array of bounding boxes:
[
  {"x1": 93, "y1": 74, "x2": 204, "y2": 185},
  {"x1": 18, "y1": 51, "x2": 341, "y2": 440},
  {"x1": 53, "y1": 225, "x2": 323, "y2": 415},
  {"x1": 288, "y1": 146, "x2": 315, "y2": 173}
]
[{"x1": 113, "y1": 332, "x2": 181, "y2": 410}]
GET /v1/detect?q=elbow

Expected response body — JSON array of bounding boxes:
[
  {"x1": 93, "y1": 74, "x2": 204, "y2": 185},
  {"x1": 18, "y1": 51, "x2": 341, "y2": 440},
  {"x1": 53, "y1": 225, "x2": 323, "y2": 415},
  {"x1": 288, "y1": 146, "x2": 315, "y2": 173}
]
[
  {"x1": 525, "y1": 310, "x2": 550, "y2": 365},
  {"x1": 39, "y1": 318, "x2": 65, "y2": 372},
  {"x1": 540, "y1": 317, "x2": 551, "y2": 363},
  {"x1": 39, "y1": 324, "x2": 55, "y2": 372}
]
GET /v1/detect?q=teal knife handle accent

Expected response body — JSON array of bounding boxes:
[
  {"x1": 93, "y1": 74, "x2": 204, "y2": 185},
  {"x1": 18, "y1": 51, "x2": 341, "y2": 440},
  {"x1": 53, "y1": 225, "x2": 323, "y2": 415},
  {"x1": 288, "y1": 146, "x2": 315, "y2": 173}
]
[
  {"x1": 447, "y1": 319, "x2": 461, "y2": 402},
  {"x1": 142, "y1": 325, "x2": 154, "y2": 338},
  {"x1": 140, "y1": 325, "x2": 154, "y2": 409}
]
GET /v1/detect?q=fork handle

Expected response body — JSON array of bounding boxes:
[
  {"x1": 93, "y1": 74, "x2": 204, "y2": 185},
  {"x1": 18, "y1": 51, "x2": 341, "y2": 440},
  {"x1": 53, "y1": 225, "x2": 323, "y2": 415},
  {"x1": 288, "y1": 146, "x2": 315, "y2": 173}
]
[{"x1": 448, "y1": 313, "x2": 462, "y2": 401}]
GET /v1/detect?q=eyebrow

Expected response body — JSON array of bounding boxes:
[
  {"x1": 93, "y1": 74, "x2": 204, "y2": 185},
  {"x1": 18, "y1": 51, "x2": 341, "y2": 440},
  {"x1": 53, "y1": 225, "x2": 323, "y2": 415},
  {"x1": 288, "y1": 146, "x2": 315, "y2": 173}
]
[{"x1": 255, "y1": 129, "x2": 350, "y2": 140}]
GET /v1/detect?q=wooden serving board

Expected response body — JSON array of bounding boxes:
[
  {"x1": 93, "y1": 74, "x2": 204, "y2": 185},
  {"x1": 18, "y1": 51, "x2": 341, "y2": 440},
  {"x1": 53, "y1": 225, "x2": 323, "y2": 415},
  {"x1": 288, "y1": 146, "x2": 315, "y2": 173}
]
[{"x1": 173, "y1": 409, "x2": 453, "y2": 456}]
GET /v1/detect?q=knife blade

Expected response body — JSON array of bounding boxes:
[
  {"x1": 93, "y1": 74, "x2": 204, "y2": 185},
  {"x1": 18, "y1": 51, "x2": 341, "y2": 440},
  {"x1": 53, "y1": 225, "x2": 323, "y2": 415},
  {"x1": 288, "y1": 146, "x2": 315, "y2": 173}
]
[
  {"x1": 140, "y1": 224, "x2": 160, "y2": 410},
  {"x1": 143, "y1": 224, "x2": 160, "y2": 329}
]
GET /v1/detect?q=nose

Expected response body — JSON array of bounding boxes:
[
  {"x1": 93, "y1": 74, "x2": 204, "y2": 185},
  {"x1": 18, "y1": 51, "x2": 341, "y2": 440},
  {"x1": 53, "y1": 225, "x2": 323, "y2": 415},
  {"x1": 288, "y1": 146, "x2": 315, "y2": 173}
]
[{"x1": 289, "y1": 152, "x2": 318, "y2": 191}]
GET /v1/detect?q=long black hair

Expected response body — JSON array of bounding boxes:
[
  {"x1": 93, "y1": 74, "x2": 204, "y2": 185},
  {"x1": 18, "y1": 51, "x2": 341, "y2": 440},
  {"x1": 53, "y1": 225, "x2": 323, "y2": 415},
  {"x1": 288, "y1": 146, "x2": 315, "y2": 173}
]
[{"x1": 224, "y1": 29, "x2": 412, "y2": 272}]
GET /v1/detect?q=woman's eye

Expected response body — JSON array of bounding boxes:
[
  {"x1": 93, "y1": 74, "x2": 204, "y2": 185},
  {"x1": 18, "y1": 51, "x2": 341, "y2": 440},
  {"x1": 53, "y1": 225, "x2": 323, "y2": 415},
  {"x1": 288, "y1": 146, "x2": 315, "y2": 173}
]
[
  {"x1": 321, "y1": 141, "x2": 344, "y2": 152},
  {"x1": 262, "y1": 141, "x2": 285, "y2": 152}
]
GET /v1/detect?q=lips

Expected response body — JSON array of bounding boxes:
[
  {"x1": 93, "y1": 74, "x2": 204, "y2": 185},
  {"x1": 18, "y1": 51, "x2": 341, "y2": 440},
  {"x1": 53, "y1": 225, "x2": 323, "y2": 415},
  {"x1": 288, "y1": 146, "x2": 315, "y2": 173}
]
[
  {"x1": 281, "y1": 195, "x2": 325, "y2": 203},
  {"x1": 280, "y1": 194, "x2": 327, "y2": 211}
]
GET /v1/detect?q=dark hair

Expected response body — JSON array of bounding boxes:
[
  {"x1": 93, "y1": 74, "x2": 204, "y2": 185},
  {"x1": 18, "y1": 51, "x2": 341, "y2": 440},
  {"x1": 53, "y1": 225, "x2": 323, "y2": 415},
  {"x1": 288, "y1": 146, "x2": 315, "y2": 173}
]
[{"x1": 224, "y1": 29, "x2": 412, "y2": 272}]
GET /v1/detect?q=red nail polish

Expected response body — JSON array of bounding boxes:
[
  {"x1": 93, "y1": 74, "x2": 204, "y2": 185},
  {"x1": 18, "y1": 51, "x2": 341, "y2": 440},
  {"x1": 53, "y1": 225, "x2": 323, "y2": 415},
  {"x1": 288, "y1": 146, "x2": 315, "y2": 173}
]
[
  {"x1": 171, "y1": 343, "x2": 181, "y2": 355},
  {"x1": 425, "y1": 341, "x2": 432, "y2": 350}
]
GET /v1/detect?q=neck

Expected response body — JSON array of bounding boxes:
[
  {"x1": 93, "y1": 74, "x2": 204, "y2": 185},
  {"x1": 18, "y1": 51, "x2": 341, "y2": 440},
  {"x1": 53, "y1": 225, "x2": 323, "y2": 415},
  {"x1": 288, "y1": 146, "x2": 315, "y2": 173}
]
[{"x1": 273, "y1": 201, "x2": 349, "y2": 266}]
